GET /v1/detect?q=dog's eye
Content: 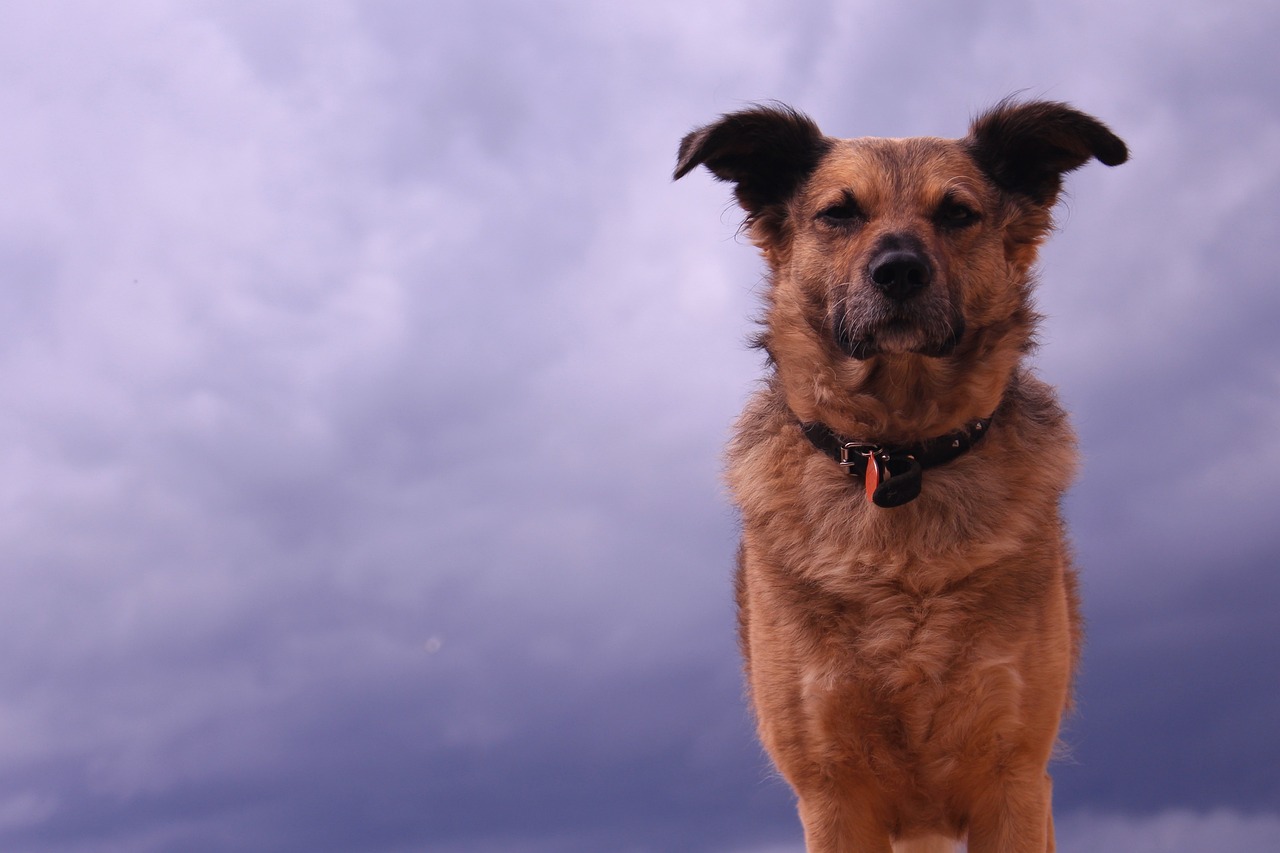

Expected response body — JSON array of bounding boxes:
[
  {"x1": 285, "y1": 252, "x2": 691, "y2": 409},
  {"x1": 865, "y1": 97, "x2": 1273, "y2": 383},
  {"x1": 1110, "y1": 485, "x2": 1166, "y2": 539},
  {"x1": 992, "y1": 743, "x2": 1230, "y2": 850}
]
[
  {"x1": 817, "y1": 198, "x2": 865, "y2": 225},
  {"x1": 937, "y1": 200, "x2": 980, "y2": 228}
]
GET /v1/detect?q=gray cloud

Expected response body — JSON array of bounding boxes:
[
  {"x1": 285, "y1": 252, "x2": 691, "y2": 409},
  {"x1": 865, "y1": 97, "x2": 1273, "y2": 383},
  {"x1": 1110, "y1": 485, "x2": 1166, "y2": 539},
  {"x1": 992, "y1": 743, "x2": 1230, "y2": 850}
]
[{"x1": 0, "y1": 0, "x2": 1276, "y2": 850}]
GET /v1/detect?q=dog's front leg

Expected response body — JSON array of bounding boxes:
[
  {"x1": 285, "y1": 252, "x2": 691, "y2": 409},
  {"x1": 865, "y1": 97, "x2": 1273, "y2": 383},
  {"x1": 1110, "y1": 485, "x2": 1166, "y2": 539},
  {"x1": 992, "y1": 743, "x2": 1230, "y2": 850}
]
[
  {"x1": 964, "y1": 771, "x2": 1055, "y2": 853},
  {"x1": 795, "y1": 787, "x2": 894, "y2": 853}
]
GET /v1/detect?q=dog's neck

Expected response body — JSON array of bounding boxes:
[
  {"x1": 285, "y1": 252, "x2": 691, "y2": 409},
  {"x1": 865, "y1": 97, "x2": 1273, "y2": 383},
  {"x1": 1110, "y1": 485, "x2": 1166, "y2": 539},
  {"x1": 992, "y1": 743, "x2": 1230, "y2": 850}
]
[
  {"x1": 760, "y1": 293, "x2": 1034, "y2": 443},
  {"x1": 776, "y1": 348, "x2": 1019, "y2": 445},
  {"x1": 798, "y1": 413, "x2": 994, "y2": 507}
]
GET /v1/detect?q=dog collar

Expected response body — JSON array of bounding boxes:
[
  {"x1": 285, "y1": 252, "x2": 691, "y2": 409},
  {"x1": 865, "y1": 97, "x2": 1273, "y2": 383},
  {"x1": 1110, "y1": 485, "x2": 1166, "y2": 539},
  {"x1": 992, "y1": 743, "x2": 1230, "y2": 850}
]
[{"x1": 800, "y1": 416, "x2": 992, "y2": 508}]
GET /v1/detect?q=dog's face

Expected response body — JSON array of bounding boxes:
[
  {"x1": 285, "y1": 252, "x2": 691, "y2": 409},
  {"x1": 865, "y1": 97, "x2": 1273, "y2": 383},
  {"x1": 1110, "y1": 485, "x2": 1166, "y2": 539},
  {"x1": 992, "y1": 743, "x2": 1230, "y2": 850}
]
[
  {"x1": 788, "y1": 139, "x2": 996, "y2": 361},
  {"x1": 675, "y1": 101, "x2": 1127, "y2": 435}
]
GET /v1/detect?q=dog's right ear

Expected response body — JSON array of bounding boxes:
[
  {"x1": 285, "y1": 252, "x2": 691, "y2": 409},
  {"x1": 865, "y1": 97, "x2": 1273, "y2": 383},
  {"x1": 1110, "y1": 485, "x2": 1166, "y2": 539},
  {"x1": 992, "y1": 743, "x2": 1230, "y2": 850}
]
[{"x1": 673, "y1": 105, "x2": 829, "y2": 219}]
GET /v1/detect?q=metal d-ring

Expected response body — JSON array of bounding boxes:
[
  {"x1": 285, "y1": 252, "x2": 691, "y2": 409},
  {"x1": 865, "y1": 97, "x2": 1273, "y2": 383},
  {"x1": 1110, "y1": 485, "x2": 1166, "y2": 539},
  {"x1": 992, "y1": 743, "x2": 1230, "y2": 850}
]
[{"x1": 838, "y1": 442, "x2": 881, "y2": 470}]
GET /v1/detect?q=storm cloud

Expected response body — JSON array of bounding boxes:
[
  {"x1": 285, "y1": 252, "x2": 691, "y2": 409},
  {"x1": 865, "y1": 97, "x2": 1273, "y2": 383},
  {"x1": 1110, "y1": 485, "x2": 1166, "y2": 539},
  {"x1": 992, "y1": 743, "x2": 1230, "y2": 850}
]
[{"x1": 0, "y1": 1, "x2": 1276, "y2": 851}]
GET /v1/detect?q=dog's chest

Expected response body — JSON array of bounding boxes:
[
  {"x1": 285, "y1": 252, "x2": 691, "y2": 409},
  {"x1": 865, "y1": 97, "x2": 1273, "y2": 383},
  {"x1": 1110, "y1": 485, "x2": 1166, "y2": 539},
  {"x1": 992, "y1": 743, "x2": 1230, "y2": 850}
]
[
  {"x1": 796, "y1": 585, "x2": 1025, "y2": 780},
  {"x1": 803, "y1": 585, "x2": 976, "y2": 701}
]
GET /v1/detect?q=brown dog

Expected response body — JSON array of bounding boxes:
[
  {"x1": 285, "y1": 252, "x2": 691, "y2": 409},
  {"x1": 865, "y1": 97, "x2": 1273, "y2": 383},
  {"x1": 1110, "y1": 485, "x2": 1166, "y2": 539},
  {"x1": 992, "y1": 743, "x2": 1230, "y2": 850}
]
[{"x1": 674, "y1": 101, "x2": 1127, "y2": 852}]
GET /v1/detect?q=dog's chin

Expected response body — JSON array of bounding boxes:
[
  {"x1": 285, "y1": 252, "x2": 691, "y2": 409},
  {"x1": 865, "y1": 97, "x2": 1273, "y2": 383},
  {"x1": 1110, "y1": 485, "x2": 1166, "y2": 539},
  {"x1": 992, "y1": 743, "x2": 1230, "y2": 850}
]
[{"x1": 836, "y1": 321, "x2": 963, "y2": 361}]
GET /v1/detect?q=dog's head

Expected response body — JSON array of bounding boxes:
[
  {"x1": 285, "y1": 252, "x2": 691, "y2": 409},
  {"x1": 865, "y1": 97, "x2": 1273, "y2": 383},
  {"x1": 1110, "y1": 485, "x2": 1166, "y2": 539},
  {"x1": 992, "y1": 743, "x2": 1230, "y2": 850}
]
[{"x1": 675, "y1": 100, "x2": 1127, "y2": 435}]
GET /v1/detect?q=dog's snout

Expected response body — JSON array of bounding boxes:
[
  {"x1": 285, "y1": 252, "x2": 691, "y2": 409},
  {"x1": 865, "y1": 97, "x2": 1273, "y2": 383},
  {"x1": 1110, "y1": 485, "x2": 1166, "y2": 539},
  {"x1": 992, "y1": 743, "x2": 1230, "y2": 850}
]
[{"x1": 869, "y1": 249, "x2": 931, "y2": 301}]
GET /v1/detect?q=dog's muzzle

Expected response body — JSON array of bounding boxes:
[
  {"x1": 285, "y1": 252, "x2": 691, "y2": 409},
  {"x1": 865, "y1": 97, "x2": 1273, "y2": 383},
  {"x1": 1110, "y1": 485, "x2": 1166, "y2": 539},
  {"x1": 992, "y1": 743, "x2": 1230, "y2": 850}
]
[{"x1": 832, "y1": 235, "x2": 962, "y2": 360}]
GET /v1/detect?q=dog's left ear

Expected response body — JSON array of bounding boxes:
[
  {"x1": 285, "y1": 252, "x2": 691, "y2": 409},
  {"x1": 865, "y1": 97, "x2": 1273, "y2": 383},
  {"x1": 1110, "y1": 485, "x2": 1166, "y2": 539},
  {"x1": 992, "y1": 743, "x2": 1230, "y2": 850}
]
[
  {"x1": 673, "y1": 105, "x2": 830, "y2": 218},
  {"x1": 966, "y1": 99, "x2": 1128, "y2": 205}
]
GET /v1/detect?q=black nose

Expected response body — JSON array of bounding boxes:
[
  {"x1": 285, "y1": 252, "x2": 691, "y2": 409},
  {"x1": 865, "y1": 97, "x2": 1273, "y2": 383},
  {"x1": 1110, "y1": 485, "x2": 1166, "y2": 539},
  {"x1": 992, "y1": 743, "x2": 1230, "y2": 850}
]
[{"x1": 869, "y1": 250, "x2": 931, "y2": 301}]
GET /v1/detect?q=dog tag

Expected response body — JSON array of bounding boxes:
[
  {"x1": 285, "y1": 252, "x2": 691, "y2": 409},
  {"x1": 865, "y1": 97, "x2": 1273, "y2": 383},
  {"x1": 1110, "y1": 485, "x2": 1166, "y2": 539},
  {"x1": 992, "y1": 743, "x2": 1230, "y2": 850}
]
[{"x1": 865, "y1": 454, "x2": 881, "y2": 502}]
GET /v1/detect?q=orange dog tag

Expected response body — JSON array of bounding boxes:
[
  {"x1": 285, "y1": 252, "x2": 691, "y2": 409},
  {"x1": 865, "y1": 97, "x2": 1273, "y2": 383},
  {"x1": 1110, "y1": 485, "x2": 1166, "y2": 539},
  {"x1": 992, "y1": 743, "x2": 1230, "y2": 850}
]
[{"x1": 865, "y1": 455, "x2": 880, "y2": 502}]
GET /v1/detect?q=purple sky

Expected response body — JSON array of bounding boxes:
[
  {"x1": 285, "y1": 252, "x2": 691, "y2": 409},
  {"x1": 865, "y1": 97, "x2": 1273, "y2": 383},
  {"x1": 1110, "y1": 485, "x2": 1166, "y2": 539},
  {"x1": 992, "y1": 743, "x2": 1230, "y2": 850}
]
[{"x1": 1, "y1": 2, "x2": 1277, "y2": 851}]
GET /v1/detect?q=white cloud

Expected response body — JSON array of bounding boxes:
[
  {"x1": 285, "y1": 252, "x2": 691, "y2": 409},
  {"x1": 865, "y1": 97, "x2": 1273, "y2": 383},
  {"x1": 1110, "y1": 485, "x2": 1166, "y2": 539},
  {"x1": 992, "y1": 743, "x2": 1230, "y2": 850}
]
[
  {"x1": 1058, "y1": 809, "x2": 1280, "y2": 853},
  {"x1": 729, "y1": 809, "x2": 1280, "y2": 853}
]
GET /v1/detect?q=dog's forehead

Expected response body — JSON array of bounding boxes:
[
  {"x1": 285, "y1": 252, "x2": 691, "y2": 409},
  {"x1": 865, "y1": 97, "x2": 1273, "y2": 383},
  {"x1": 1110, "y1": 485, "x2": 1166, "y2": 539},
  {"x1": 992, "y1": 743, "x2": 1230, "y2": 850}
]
[{"x1": 803, "y1": 136, "x2": 987, "y2": 203}]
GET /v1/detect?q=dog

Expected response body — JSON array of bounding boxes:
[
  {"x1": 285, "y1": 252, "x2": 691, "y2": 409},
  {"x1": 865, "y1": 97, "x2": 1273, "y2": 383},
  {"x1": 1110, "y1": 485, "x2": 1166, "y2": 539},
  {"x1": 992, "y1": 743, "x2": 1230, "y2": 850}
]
[{"x1": 674, "y1": 100, "x2": 1127, "y2": 852}]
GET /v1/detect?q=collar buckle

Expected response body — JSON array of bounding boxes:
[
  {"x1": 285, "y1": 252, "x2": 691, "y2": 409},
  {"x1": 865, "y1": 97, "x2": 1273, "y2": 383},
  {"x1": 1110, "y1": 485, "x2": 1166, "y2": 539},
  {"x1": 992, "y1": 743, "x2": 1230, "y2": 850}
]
[{"x1": 837, "y1": 442, "x2": 882, "y2": 470}]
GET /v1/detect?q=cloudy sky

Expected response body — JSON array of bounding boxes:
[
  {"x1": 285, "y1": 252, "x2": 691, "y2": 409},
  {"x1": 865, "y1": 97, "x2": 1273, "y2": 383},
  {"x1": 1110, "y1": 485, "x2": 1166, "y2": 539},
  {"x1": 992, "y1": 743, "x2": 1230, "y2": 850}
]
[{"x1": 0, "y1": 1, "x2": 1276, "y2": 851}]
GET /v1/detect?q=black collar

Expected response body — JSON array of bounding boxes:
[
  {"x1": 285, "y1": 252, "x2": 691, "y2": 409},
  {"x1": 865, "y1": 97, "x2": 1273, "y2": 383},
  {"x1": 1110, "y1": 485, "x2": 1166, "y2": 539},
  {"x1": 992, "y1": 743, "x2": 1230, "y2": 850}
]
[{"x1": 800, "y1": 416, "x2": 992, "y2": 508}]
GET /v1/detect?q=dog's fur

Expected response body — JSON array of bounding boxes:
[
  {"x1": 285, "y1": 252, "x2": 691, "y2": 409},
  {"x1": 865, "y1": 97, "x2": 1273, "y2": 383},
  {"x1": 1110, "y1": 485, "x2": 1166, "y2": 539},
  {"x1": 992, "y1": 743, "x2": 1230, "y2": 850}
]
[{"x1": 674, "y1": 100, "x2": 1127, "y2": 852}]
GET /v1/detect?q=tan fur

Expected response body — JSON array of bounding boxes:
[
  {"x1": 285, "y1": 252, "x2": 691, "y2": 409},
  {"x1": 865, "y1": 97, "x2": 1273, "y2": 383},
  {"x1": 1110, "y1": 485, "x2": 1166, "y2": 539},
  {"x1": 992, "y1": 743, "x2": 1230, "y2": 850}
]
[{"x1": 676, "y1": 101, "x2": 1126, "y2": 852}]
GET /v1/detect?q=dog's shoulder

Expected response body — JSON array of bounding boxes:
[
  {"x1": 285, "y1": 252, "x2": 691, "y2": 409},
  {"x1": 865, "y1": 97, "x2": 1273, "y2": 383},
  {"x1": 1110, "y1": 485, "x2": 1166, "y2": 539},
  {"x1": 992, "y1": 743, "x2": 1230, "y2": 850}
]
[
  {"x1": 728, "y1": 377, "x2": 791, "y2": 458},
  {"x1": 725, "y1": 377, "x2": 814, "y2": 510},
  {"x1": 987, "y1": 368, "x2": 1078, "y2": 490}
]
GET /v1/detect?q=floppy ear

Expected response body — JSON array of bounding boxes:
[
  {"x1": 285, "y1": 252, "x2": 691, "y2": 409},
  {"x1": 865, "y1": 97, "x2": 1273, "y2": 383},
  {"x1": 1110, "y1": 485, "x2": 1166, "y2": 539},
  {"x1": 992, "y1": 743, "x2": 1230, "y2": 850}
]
[
  {"x1": 966, "y1": 99, "x2": 1129, "y2": 205},
  {"x1": 673, "y1": 105, "x2": 830, "y2": 217}
]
